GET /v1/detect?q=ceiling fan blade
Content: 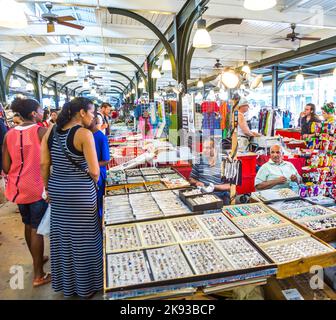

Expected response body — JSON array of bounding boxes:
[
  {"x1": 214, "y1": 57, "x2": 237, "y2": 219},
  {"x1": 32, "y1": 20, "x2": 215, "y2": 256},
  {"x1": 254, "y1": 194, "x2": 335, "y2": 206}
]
[
  {"x1": 82, "y1": 60, "x2": 97, "y2": 66},
  {"x1": 298, "y1": 36, "x2": 321, "y2": 41},
  {"x1": 57, "y1": 21, "x2": 84, "y2": 30},
  {"x1": 57, "y1": 15, "x2": 76, "y2": 22},
  {"x1": 47, "y1": 22, "x2": 55, "y2": 33}
]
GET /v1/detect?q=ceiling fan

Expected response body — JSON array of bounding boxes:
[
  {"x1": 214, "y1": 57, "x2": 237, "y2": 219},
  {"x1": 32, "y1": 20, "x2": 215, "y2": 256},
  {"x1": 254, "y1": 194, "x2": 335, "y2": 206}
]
[
  {"x1": 74, "y1": 54, "x2": 97, "y2": 66},
  {"x1": 213, "y1": 59, "x2": 224, "y2": 70},
  {"x1": 42, "y1": 2, "x2": 84, "y2": 33},
  {"x1": 88, "y1": 71, "x2": 102, "y2": 80},
  {"x1": 271, "y1": 23, "x2": 321, "y2": 43}
]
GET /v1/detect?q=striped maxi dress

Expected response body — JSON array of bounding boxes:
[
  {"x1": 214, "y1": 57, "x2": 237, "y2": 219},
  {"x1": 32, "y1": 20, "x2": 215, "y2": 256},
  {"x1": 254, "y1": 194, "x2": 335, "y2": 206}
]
[{"x1": 48, "y1": 125, "x2": 103, "y2": 297}]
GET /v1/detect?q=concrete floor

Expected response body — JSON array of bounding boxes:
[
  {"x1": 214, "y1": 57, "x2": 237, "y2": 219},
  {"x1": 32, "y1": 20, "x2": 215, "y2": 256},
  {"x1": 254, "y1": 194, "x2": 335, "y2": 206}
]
[{"x1": 0, "y1": 201, "x2": 103, "y2": 300}]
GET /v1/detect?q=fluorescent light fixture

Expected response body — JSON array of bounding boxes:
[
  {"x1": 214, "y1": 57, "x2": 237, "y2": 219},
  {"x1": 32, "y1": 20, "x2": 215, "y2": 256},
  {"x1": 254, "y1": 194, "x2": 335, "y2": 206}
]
[
  {"x1": 244, "y1": 0, "x2": 277, "y2": 11},
  {"x1": 197, "y1": 78, "x2": 204, "y2": 88},
  {"x1": 192, "y1": 19, "x2": 212, "y2": 49},
  {"x1": 25, "y1": 82, "x2": 34, "y2": 91},
  {"x1": 65, "y1": 60, "x2": 78, "y2": 77},
  {"x1": 161, "y1": 54, "x2": 172, "y2": 71},
  {"x1": 0, "y1": 0, "x2": 28, "y2": 29},
  {"x1": 11, "y1": 76, "x2": 21, "y2": 88},
  {"x1": 151, "y1": 65, "x2": 161, "y2": 79}
]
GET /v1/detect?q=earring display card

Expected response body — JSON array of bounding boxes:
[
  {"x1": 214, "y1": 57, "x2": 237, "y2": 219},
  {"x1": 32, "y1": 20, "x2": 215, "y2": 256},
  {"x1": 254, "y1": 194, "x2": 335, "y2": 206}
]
[
  {"x1": 151, "y1": 191, "x2": 191, "y2": 216},
  {"x1": 107, "y1": 251, "x2": 152, "y2": 289},
  {"x1": 223, "y1": 203, "x2": 272, "y2": 219},
  {"x1": 140, "y1": 167, "x2": 160, "y2": 176},
  {"x1": 263, "y1": 237, "x2": 333, "y2": 264},
  {"x1": 127, "y1": 185, "x2": 147, "y2": 193},
  {"x1": 169, "y1": 217, "x2": 210, "y2": 242},
  {"x1": 129, "y1": 193, "x2": 163, "y2": 220},
  {"x1": 299, "y1": 214, "x2": 336, "y2": 231},
  {"x1": 215, "y1": 238, "x2": 270, "y2": 269},
  {"x1": 144, "y1": 175, "x2": 161, "y2": 182},
  {"x1": 137, "y1": 220, "x2": 177, "y2": 248},
  {"x1": 233, "y1": 214, "x2": 287, "y2": 231},
  {"x1": 268, "y1": 200, "x2": 312, "y2": 212},
  {"x1": 196, "y1": 214, "x2": 243, "y2": 239},
  {"x1": 145, "y1": 183, "x2": 167, "y2": 192},
  {"x1": 158, "y1": 167, "x2": 176, "y2": 174},
  {"x1": 146, "y1": 245, "x2": 194, "y2": 281},
  {"x1": 253, "y1": 188, "x2": 299, "y2": 203},
  {"x1": 125, "y1": 169, "x2": 142, "y2": 177},
  {"x1": 105, "y1": 224, "x2": 142, "y2": 254},
  {"x1": 280, "y1": 205, "x2": 335, "y2": 221},
  {"x1": 127, "y1": 176, "x2": 145, "y2": 184},
  {"x1": 182, "y1": 241, "x2": 234, "y2": 275},
  {"x1": 246, "y1": 225, "x2": 308, "y2": 245}
]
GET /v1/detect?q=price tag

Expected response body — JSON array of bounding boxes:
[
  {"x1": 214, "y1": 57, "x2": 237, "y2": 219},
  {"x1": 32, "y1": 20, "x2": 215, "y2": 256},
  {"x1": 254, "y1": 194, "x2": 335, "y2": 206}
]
[{"x1": 282, "y1": 289, "x2": 304, "y2": 300}]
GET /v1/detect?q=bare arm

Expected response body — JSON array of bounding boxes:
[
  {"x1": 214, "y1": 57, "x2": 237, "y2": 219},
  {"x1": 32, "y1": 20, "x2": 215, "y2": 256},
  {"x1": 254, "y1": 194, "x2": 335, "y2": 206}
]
[
  {"x1": 255, "y1": 177, "x2": 286, "y2": 191},
  {"x1": 214, "y1": 184, "x2": 231, "y2": 191},
  {"x1": 238, "y1": 113, "x2": 258, "y2": 137},
  {"x1": 2, "y1": 135, "x2": 11, "y2": 174},
  {"x1": 77, "y1": 128, "x2": 100, "y2": 183},
  {"x1": 189, "y1": 177, "x2": 204, "y2": 187},
  {"x1": 40, "y1": 127, "x2": 53, "y2": 189}
]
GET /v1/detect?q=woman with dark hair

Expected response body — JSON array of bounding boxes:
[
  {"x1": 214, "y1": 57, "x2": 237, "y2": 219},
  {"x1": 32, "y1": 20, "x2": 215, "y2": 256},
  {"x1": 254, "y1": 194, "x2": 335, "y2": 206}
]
[
  {"x1": 2, "y1": 97, "x2": 50, "y2": 287},
  {"x1": 39, "y1": 109, "x2": 50, "y2": 127},
  {"x1": 40, "y1": 97, "x2": 101, "y2": 298},
  {"x1": 48, "y1": 110, "x2": 58, "y2": 126},
  {"x1": 12, "y1": 113, "x2": 24, "y2": 126},
  {"x1": 300, "y1": 103, "x2": 321, "y2": 138}
]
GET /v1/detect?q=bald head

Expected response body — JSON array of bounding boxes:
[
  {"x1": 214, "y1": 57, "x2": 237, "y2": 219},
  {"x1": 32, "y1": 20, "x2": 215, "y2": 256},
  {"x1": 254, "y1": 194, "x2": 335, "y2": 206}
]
[{"x1": 270, "y1": 144, "x2": 284, "y2": 164}]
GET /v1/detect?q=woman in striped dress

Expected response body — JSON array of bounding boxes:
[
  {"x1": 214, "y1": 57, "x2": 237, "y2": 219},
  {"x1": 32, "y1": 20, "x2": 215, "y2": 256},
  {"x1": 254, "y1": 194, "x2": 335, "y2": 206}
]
[{"x1": 41, "y1": 98, "x2": 102, "y2": 298}]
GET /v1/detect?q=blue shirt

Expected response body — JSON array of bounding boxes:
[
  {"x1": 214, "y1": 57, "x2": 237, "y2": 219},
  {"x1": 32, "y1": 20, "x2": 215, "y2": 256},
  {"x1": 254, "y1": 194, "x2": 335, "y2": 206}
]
[{"x1": 93, "y1": 130, "x2": 110, "y2": 187}]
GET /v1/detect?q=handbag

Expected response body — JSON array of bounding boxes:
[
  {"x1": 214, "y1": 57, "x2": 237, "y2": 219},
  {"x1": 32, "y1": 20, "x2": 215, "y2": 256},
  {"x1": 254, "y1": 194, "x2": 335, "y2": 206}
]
[
  {"x1": 37, "y1": 205, "x2": 50, "y2": 237},
  {"x1": 53, "y1": 126, "x2": 98, "y2": 191}
]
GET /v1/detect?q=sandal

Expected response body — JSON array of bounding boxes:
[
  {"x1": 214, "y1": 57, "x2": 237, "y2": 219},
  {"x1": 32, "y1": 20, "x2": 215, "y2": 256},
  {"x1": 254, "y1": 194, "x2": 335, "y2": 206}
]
[{"x1": 33, "y1": 273, "x2": 51, "y2": 288}]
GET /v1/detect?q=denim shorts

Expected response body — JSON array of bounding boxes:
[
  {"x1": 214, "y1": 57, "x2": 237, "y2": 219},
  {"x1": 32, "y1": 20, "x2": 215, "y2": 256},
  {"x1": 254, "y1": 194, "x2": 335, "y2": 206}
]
[{"x1": 18, "y1": 199, "x2": 48, "y2": 229}]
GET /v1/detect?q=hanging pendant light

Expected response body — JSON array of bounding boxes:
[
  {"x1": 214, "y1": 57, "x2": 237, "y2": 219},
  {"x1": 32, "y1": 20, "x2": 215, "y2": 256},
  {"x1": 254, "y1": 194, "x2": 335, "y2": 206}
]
[
  {"x1": 193, "y1": 18, "x2": 212, "y2": 48},
  {"x1": 138, "y1": 78, "x2": 145, "y2": 89},
  {"x1": 195, "y1": 92, "x2": 203, "y2": 101},
  {"x1": 83, "y1": 78, "x2": 90, "y2": 88},
  {"x1": 42, "y1": 87, "x2": 49, "y2": 95},
  {"x1": 244, "y1": 0, "x2": 277, "y2": 11},
  {"x1": 11, "y1": 75, "x2": 21, "y2": 88},
  {"x1": 220, "y1": 69, "x2": 240, "y2": 89},
  {"x1": 151, "y1": 64, "x2": 161, "y2": 79},
  {"x1": 26, "y1": 82, "x2": 34, "y2": 91},
  {"x1": 65, "y1": 60, "x2": 78, "y2": 77},
  {"x1": 241, "y1": 47, "x2": 251, "y2": 74},
  {"x1": 161, "y1": 54, "x2": 172, "y2": 71},
  {"x1": 131, "y1": 88, "x2": 136, "y2": 94},
  {"x1": 49, "y1": 89, "x2": 55, "y2": 96},
  {"x1": 197, "y1": 79, "x2": 204, "y2": 88},
  {"x1": 0, "y1": 0, "x2": 28, "y2": 29},
  {"x1": 296, "y1": 68, "x2": 304, "y2": 84}
]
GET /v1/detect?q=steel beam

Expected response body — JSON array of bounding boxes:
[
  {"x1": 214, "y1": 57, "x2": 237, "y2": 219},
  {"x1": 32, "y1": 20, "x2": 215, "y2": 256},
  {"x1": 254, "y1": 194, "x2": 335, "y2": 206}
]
[
  {"x1": 110, "y1": 71, "x2": 135, "y2": 87},
  {"x1": 60, "y1": 80, "x2": 78, "y2": 92},
  {"x1": 110, "y1": 85, "x2": 124, "y2": 92},
  {"x1": 272, "y1": 66, "x2": 279, "y2": 107},
  {"x1": 5, "y1": 52, "x2": 45, "y2": 97},
  {"x1": 42, "y1": 71, "x2": 65, "y2": 87},
  {"x1": 107, "y1": 7, "x2": 176, "y2": 79},
  {"x1": 73, "y1": 86, "x2": 82, "y2": 96},
  {"x1": 186, "y1": 18, "x2": 243, "y2": 79},
  {"x1": 110, "y1": 80, "x2": 127, "y2": 89}
]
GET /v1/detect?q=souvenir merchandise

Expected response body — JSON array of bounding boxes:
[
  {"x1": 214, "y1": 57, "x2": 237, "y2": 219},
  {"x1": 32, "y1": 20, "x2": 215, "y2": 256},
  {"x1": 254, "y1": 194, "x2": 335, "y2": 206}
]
[
  {"x1": 184, "y1": 194, "x2": 223, "y2": 212},
  {"x1": 125, "y1": 169, "x2": 142, "y2": 177},
  {"x1": 215, "y1": 238, "x2": 270, "y2": 269},
  {"x1": 182, "y1": 241, "x2": 234, "y2": 275},
  {"x1": 106, "y1": 251, "x2": 152, "y2": 289},
  {"x1": 146, "y1": 245, "x2": 194, "y2": 281},
  {"x1": 127, "y1": 176, "x2": 145, "y2": 184},
  {"x1": 104, "y1": 195, "x2": 134, "y2": 224},
  {"x1": 151, "y1": 191, "x2": 192, "y2": 216},
  {"x1": 305, "y1": 195, "x2": 336, "y2": 206},
  {"x1": 246, "y1": 225, "x2": 307, "y2": 245},
  {"x1": 196, "y1": 214, "x2": 243, "y2": 239},
  {"x1": 106, "y1": 170, "x2": 127, "y2": 185},
  {"x1": 181, "y1": 189, "x2": 203, "y2": 197},
  {"x1": 144, "y1": 175, "x2": 161, "y2": 182},
  {"x1": 158, "y1": 167, "x2": 176, "y2": 174},
  {"x1": 127, "y1": 185, "x2": 147, "y2": 193},
  {"x1": 223, "y1": 203, "x2": 271, "y2": 219},
  {"x1": 145, "y1": 183, "x2": 167, "y2": 192},
  {"x1": 280, "y1": 205, "x2": 335, "y2": 221},
  {"x1": 221, "y1": 158, "x2": 242, "y2": 185},
  {"x1": 188, "y1": 194, "x2": 220, "y2": 205},
  {"x1": 129, "y1": 193, "x2": 163, "y2": 219},
  {"x1": 137, "y1": 220, "x2": 177, "y2": 248},
  {"x1": 169, "y1": 217, "x2": 210, "y2": 242},
  {"x1": 140, "y1": 167, "x2": 160, "y2": 176},
  {"x1": 106, "y1": 188, "x2": 127, "y2": 196},
  {"x1": 233, "y1": 214, "x2": 287, "y2": 231},
  {"x1": 105, "y1": 224, "x2": 142, "y2": 253},
  {"x1": 162, "y1": 173, "x2": 186, "y2": 180},
  {"x1": 299, "y1": 215, "x2": 336, "y2": 231},
  {"x1": 263, "y1": 237, "x2": 333, "y2": 264},
  {"x1": 253, "y1": 188, "x2": 299, "y2": 203},
  {"x1": 268, "y1": 200, "x2": 312, "y2": 212}
]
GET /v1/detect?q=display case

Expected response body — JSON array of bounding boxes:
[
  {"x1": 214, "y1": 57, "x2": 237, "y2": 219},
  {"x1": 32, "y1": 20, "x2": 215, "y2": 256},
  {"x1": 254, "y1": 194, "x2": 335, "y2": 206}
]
[{"x1": 252, "y1": 188, "x2": 300, "y2": 203}]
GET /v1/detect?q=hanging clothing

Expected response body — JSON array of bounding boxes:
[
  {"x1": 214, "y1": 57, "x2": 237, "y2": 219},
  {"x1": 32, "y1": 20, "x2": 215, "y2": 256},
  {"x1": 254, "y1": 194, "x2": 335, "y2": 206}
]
[{"x1": 47, "y1": 125, "x2": 103, "y2": 297}]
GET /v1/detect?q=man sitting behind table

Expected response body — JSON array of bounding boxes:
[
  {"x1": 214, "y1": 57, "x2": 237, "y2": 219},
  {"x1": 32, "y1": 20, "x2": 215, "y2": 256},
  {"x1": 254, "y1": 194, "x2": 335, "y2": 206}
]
[{"x1": 255, "y1": 144, "x2": 301, "y2": 190}]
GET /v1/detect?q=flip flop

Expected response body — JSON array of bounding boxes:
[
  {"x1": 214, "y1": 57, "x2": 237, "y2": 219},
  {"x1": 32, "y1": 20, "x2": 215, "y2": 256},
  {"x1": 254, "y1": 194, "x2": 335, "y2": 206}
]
[
  {"x1": 43, "y1": 256, "x2": 49, "y2": 265},
  {"x1": 33, "y1": 273, "x2": 51, "y2": 288}
]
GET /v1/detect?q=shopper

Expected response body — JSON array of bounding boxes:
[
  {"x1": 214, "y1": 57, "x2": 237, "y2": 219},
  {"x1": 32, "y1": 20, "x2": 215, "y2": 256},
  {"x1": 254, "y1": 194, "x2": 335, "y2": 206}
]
[
  {"x1": 189, "y1": 138, "x2": 231, "y2": 205},
  {"x1": 47, "y1": 110, "x2": 58, "y2": 126},
  {"x1": 88, "y1": 114, "x2": 110, "y2": 221},
  {"x1": 138, "y1": 110, "x2": 154, "y2": 139},
  {"x1": 255, "y1": 144, "x2": 301, "y2": 190},
  {"x1": 2, "y1": 97, "x2": 50, "y2": 287},
  {"x1": 321, "y1": 102, "x2": 335, "y2": 123},
  {"x1": 300, "y1": 103, "x2": 321, "y2": 138},
  {"x1": 237, "y1": 98, "x2": 261, "y2": 152},
  {"x1": 12, "y1": 113, "x2": 24, "y2": 126},
  {"x1": 40, "y1": 109, "x2": 50, "y2": 127},
  {"x1": 97, "y1": 102, "x2": 111, "y2": 136},
  {"x1": 40, "y1": 97, "x2": 102, "y2": 298}
]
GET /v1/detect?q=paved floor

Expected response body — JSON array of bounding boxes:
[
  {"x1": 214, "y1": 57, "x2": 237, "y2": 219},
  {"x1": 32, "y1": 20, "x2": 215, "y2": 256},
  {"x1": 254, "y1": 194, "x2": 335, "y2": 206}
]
[{"x1": 0, "y1": 201, "x2": 103, "y2": 300}]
